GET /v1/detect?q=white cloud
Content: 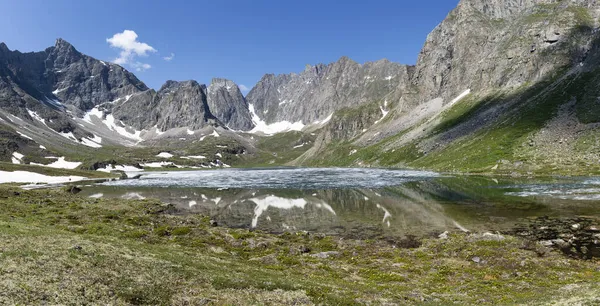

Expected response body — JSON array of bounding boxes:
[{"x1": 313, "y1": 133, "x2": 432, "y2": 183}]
[
  {"x1": 131, "y1": 62, "x2": 152, "y2": 72},
  {"x1": 239, "y1": 84, "x2": 250, "y2": 92},
  {"x1": 163, "y1": 53, "x2": 175, "y2": 61},
  {"x1": 106, "y1": 30, "x2": 156, "y2": 69}
]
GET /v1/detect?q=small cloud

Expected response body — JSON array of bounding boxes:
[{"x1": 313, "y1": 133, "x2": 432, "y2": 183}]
[
  {"x1": 163, "y1": 53, "x2": 175, "y2": 61},
  {"x1": 131, "y1": 62, "x2": 152, "y2": 72},
  {"x1": 107, "y1": 30, "x2": 155, "y2": 70},
  {"x1": 239, "y1": 84, "x2": 250, "y2": 92}
]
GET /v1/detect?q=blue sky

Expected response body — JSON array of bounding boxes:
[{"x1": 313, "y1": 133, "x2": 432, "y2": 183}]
[{"x1": 0, "y1": 0, "x2": 458, "y2": 92}]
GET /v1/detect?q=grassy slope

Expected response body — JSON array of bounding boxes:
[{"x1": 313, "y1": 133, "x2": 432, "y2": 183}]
[
  {"x1": 302, "y1": 66, "x2": 600, "y2": 175},
  {"x1": 0, "y1": 186, "x2": 599, "y2": 305}
]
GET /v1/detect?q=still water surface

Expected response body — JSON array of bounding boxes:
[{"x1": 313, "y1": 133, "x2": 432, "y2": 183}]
[{"x1": 80, "y1": 168, "x2": 600, "y2": 239}]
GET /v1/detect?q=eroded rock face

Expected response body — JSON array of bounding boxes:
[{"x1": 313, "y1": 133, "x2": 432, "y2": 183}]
[
  {"x1": 110, "y1": 80, "x2": 220, "y2": 131},
  {"x1": 207, "y1": 78, "x2": 253, "y2": 131},
  {"x1": 246, "y1": 57, "x2": 412, "y2": 125},
  {"x1": 411, "y1": 0, "x2": 600, "y2": 103}
]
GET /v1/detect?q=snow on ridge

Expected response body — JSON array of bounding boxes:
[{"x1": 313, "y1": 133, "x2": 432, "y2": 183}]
[
  {"x1": 314, "y1": 113, "x2": 333, "y2": 125},
  {"x1": 17, "y1": 131, "x2": 34, "y2": 140},
  {"x1": 59, "y1": 132, "x2": 78, "y2": 141},
  {"x1": 83, "y1": 107, "x2": 104, "y2": 124},
  {"x1": 248, "y1": 104, "x2": 305, "y2": 135},
  {"x1": 81, "y1": 137, "x2": 102, "y2": 148},
  {"x1": 52, "y1": 87, "x2": 68, "y2": 95},
  {"x1": 27, "y1": 109, "x2": 46, "y2": 125},
  {"x1": 449, "y1": 89, "x2": 471, "y2": 106},
  {"x1": 82, "y1": 107, "x2": 142, "y2": 141},
  {"x1": 103, "y1": 113, "x2": 142, "y2": 141}
]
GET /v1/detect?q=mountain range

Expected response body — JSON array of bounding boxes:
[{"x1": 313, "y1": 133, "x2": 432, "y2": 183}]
[{"x1": 2, "y1": 0, "x2": 600, "y2": 175}]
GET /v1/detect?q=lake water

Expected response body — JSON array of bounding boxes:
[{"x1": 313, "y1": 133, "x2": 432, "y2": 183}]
[{"x1": 80, "y1": 168, "x2": 600, "y2": 240}]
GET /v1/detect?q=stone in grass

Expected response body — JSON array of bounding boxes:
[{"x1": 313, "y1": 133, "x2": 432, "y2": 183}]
[
  {"x1": 249, "y1": 254, "x2": 279, "y2": 265},
  {"x1": 469, "y1": 232, "x2": 505, "y2": 242},
  {"x1": 289, "y1": 245, "x2": 311, "y2": 255},
  {"x1": 310, "y1": 251, "x2": 340, "y2": 259},
  {"x1": 63, "y1": 185, "x2": 82, "y2": 194}
]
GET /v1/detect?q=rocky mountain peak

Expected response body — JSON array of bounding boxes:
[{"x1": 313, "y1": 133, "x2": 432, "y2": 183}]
[
  {"x1": 207, "y1": 78, "x2": 253, "y2": 131},
  {"x1": 209, "y1": 78, "x2": 239, "y2": 92},
  {"x1": 0, "y1": 42, "x2": 8, "y2": 53}
]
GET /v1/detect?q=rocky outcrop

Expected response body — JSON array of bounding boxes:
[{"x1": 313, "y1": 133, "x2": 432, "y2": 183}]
[
  {"x1": 246, "y1": 57, "x2": 412, "y2": 125},
  {"x1": 411, "y1": 0, "x2": 600, "y2": 103},
  {"x1": 110, "y1": 80, "x2": 220, "y2": 131},
  {"x1": 206, "y1": 78, "x2": 253, "y2": 131}
]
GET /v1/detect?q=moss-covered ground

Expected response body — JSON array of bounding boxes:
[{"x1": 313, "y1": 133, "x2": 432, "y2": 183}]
[{"x1": 0, "y1": 185, "x2": 599, "y2": 305}]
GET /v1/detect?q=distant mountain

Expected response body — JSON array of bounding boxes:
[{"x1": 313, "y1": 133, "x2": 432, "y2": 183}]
[{"x1": 2, "y1": 0, "x2": 600, "y2": 175}]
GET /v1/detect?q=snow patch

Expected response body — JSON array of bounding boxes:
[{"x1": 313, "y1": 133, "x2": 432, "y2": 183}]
[
  {"x1": 39, "y1": 145, "x2": 47, "y2": 150},
  {"x1": 103, "y1": 113, "x2": 142, "y2": 141},
  {"x1": 293, "y1": 143, "x2": 306, "y2": 149},
  {"x1": 156, "y1": 152, "x2": 174, "y2": 158},
  {"x1": 96, "y1": 164, "x2": 144, "y2": 173},
  {"x1": 81, "y1": 135, "x2": 102, "y2": 148},
  {"x1": 180, "y1": 155, "x2": 206, "y2": 160},
  {"x1": 52, "y1": 87, "x2": 68, "y2": 95},
  {"x1": 89, "y1": 193, "x2": 104, "y2": 199},
  {"x1": 17, "y1": 131, "x2": 34, "y2": 140},
  {"x1": 27, "y1": 109, "x2": 46, "y2": 124},
  {"x1": 211, "y1": 130, "x2": 220, "y2": 138},
  {"x1": 12, "y1": 152, "x2": 24, "y2": 164},
  {"x1": 0, "y1": 171, "x2": 87, "y2": 184},
  {"x1": 374, "y1": 103, "x2": 390, "y2": 125},
  {"x1": 59, "y1": 132, "x2": 78, "y2": 141},
  {"x1": 31, "y1": 157, "x2": 81, "y2": 169},
  {"x1": 215, "y1": 153, "x2": 222, "y2": 158},
  {"x1": 449, "y1": 89, "x2": 471, "y2": 105},
  {"x1": 186, "y1": 129, "x2": 194, "y2": 135},
  {"x1": 314, "y1": 113, "x2": 333, "y2": 125},
  {"x1": 248, "y1": 104, "x2": 305, "y2": 135}
]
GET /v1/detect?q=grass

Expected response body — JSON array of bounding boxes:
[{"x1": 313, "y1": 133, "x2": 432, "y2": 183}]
[{"x1": 0, "y1": 185, "x2": 599, "y2": 304}]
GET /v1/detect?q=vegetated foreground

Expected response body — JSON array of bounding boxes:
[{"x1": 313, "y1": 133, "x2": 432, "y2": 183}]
[{"x1": 0, "y1": 186, "x2": 599, "y2": 305}]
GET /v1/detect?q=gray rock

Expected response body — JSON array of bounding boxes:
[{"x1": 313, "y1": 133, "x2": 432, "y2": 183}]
[
  {"x1": 207, "y1": 78, "x2": 253, "y2": 131},
  {"x1": 110, "y1": 80, "x2": 221, "y2": 131},
  {"x1": 246, "y1": 57, "x2": 411, "y2": 125},
  {"x1": 310, "y1": 251, "x2": 340, "y2": 259}
]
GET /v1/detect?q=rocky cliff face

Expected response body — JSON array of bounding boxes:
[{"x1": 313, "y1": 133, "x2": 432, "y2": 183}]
[
  {"x1": 0, "y1": 39, "x2": 147, "y2": 112},
  {"x1": 411, "y1": 0, "x2": 600, "y2": 103},
  {"x1": 246, "y1": 57, "x2": 412, "y2": 124},
  {"x1": 108, "y1": 80, "x2": 220, "y2": 131},
  {"x1": 206, "y1": 78, "x2": 253, "y2": 131}
]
